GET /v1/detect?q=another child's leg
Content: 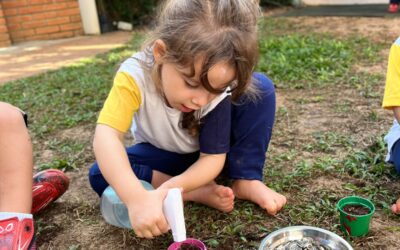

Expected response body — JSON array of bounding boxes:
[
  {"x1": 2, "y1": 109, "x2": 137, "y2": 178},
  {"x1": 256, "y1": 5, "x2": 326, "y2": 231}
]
[
  {"x1": 228, "y1": 73, "x2": 286, "y2": 215},
  {"x1": 0, "y1": 102, "x2": 32, "y2": 213},
  {"x1": 0, "y1": 102, "x2": 36, "y2": 249},
  {"x1": 390, "y1": 139, "x2": 400, "y2": 214}
]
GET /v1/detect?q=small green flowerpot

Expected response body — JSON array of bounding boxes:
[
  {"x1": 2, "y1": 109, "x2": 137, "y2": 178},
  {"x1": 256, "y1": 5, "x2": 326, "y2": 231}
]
[{"x1": 337, "y1": 196, "x2": 375, "y2": 237}]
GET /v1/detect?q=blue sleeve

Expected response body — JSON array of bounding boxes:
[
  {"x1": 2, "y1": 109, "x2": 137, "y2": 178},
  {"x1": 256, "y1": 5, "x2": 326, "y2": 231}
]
[{"x1": 199, "y1": 96, "x2": 231, "y2": 154}]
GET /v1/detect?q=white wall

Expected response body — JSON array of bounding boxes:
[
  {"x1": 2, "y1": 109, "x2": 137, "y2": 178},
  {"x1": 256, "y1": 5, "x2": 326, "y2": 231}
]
[{"x1": 299, "y1": 0, "x2": 387, "y2": 5}]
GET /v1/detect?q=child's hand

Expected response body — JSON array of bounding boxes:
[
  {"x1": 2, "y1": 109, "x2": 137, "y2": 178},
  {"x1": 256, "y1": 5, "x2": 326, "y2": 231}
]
[
  {"x1": 127, "y1": 188, "x2": 170, "y2": 238},
  {"x1": 391, "y1": 198, "x2": 400, "y2": 214}
]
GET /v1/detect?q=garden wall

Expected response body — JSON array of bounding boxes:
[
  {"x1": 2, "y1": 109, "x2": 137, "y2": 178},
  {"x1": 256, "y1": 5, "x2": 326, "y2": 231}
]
[
  {"x1": 0, "y1": 3, "x2": 11, "y2": 47},
  {"x1": 0, "y1": 0, "x2": 83, "y2": 47}
]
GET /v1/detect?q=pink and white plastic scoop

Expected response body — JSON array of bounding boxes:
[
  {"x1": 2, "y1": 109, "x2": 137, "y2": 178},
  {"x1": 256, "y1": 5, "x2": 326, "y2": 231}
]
[{"x1": 163, "y1": 188, "x2": 207, "y2": 250}]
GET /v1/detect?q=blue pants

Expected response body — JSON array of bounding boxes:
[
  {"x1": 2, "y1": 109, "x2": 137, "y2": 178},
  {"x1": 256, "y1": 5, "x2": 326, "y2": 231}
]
[
  {"x1": 89, "y1": 73, "x2": 276, "y2": 196},
  {"x1": 389, "y1": 139, "x2": 400, "y2": 174}
]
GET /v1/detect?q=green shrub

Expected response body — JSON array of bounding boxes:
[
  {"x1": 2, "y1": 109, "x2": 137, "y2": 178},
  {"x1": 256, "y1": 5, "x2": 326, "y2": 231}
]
[
  {"x1": 259, "y1": 0, "x2": 293, "y2": 6},
  {"x1": 97, "y1": 0, "x2": 159, "y2": 26}
]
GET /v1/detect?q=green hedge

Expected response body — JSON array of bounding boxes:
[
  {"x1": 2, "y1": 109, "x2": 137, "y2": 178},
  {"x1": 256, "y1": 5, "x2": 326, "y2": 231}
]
[
  {"x1": 260, "y1": 0, "x2": 293, "y2": 6},
  {"x1": 96, "y1": 0, "x2": 160, "y2": 26}
]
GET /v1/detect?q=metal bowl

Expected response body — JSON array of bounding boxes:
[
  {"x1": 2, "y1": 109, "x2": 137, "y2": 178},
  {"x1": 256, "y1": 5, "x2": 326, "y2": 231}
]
[{"x1": 259, "y1": 226, "x2": 353, "y2": 250}]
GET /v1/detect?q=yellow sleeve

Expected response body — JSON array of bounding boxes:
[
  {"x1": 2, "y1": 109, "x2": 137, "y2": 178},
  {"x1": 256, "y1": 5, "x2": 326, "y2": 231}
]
[
  {"x1": 383, "y1": 42, "x2": 400, "y2": 109},
  {"x1": 97, "y1": 72, "x2": 142, "y2": 133}
]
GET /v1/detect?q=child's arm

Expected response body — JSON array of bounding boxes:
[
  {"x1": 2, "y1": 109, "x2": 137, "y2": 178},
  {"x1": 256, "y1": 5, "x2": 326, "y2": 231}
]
[
  {"x1": 93, "y1": 124, "x2": 169, "y2": 238},
  {"x1": 158, "y1": 152, "x2": 226, "y2": 192},
  {"x1": 393, "y1": 106, "x2": 400, "y2": 124},
  {"x1": 159, "y1": 96, "x2": 231, "y2": 192}
]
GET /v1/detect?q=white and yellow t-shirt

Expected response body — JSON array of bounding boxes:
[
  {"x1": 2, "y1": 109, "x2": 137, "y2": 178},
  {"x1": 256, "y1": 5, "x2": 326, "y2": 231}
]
[
  {"x1": 383, "y1": 37, "x2": 400, "y2": 161},
  {"x1": 98, "y1": 52, "x2": 231, "y2": 154}
]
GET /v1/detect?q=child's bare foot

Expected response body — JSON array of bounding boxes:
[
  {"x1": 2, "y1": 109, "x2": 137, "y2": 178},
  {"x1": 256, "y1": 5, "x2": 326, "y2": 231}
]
[
  {"x1": 183, "y1": 183, "x2": 234, "y2": 212},
  {"x1": 232, "y1": 179, "x2": 286, "y2": 215},
  {"x1": 392, "y1": 198, "x2": 400, "y2": 214}
]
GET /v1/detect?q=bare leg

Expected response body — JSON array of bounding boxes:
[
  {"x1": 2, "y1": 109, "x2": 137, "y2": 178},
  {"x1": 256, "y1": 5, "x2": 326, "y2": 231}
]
[
  {"x1": 232, "y1": 179, "x2": 286, "y2": 216},
  {"x1": 152, "y1": 171, "x2": 235, "y2": 212},
  {"x1": 0, "y1": 102, "x2": 32, "y2": 213},
  {"x1": 151, "y1": 170, "x2": 171, "y2": 189}
]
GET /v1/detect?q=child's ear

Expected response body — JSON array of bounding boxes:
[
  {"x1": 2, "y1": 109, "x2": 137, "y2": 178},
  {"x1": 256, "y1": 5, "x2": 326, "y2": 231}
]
[{"x1": 153, "y1": 39, "x2": 167, "y2": 64}]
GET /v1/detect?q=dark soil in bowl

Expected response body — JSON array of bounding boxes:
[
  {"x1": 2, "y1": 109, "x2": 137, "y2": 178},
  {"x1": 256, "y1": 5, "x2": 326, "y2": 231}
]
[
  {"x1": 342, "y1": 204, "x2": 370, "y2": 215},
  {"x1": 178, "y1": 243, "x2": 201, "y2": 250}
]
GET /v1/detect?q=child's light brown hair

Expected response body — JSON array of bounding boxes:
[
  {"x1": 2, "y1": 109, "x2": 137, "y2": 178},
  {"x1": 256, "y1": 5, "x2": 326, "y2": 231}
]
[{"x1": 143, "y1": 0, "x2": 261, "y2": 135}]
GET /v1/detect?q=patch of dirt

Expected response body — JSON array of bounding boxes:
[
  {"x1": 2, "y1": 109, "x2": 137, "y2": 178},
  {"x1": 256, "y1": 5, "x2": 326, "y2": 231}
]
[
  {"x1": 354, "y1": 63, "x2": 387, "y2": 76},
  {"x1": 59, "y1": 125, "x2": 93, "y2": 142},
  {"x1": 38, "y1": 149, "x2": 54, "y2": 165},
  {"x1": 263, "y1": 6, "x2": 293, "y2": 17},
  {"x1": 297, "y1": 104, "x2": 331, "y2": 134},
  {"x1": 33, "y1": 124, "x2": 95, "y2": 169},
  {"x1": 354, "y1": 215, "x2": 400, "y2": 249},
  {"x1": 286, "y1": 16, "x2": 400, "y2": 43},
  {"x1": 309, "y1": 176, "x2": 344, "y2": 193}
]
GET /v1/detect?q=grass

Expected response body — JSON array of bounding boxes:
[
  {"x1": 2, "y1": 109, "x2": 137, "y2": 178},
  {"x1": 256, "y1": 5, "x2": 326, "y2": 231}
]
[
  {"x1": 1, "y1": 17, "x2": 400, "y2": 249},
  {"x1": 257, "y1": 33, "x2": 382, "y2": 89}
]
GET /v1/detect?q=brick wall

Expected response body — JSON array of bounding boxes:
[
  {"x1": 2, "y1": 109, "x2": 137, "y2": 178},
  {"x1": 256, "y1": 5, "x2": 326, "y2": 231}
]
[
  {"x1": 0, "y1": 3, "x2": 11, "y2": 47},
  {"x1": 1, "y1": 0, "x2": 83, "y2": 46}
]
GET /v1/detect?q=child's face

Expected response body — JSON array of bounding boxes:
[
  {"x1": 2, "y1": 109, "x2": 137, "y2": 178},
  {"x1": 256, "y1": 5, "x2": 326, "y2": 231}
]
[{"x1": 160, "y1": 58, "x2": 235, "y2": 112}]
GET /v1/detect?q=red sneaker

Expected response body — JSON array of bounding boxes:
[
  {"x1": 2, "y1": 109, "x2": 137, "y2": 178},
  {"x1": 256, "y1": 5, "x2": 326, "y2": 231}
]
[
  {"x1": 0, "y1": 217, "x2": 36, "y2": 250},
  {"x1": 388, "y1": 4, "x2": 399, "y2": 13},
  {"x1": 31, "y1": 169, "x2": 69, "y2": 214}
]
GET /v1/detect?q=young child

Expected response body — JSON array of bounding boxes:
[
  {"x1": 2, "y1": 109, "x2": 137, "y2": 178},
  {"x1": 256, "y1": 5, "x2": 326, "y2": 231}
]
[
  {"x1": 89, "y1": 0, "x2": 286, "y2": 239},
  {"x1": 0, "y1": 102, "x2": 69, "y2": 249},
  {"x1": 382, "y1": 37, "x2": 400, "y2": 214}
]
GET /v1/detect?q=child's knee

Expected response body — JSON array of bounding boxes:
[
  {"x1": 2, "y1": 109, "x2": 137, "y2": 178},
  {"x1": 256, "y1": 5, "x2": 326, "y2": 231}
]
[
  {"x1": 88, "y1": 163, "x2": 109, "y2": 196},
  {"x1": 0, "y1": 103, "x2": 24, "y2": 128},
  {"x1": 391, "y1": 141, "x2": 400, "y2": 174},
  {"x1": 393, "y1": 160, "x2": 400, "y2": 175},
  {"x1": 253, "y1": 72, "x2": 275, "y2": 94}
]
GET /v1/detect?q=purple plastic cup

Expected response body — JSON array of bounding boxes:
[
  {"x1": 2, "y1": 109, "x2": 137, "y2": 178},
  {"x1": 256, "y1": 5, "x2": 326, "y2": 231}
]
[{"x1": 167, "y1": 238, "x2": 207, "y2": 250}]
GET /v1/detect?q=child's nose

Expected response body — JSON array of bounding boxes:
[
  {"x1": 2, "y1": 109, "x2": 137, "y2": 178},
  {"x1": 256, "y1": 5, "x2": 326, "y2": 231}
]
[{"x1": 192, "y1": 91, "x2": 211, "y2": 107}]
